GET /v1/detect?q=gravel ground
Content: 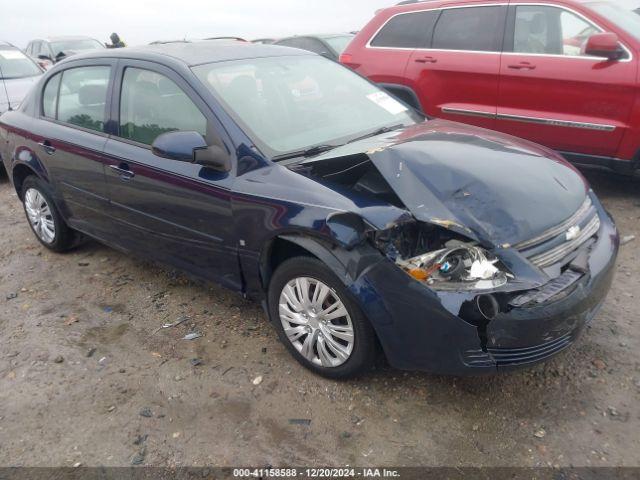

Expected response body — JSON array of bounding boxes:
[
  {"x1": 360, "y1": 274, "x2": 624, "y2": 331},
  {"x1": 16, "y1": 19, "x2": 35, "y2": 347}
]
[{"x1": 0, "y1": 169, "x2": 638, "y2": 468}]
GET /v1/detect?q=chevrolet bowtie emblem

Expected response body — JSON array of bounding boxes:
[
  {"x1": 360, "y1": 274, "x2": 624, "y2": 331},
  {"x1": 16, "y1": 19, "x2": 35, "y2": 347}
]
[{"x1": 566, "y1": 225, "x2": 581, "y2": 241}]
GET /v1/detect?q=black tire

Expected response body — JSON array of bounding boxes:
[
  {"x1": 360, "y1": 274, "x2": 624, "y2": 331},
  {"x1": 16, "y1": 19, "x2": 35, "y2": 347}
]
[
  {"x1": 21, "y1": 176, "x2": 75, "y2": 252},
  {"x1": 268, "y1": 256, "x2": 376, "y2": 379}
]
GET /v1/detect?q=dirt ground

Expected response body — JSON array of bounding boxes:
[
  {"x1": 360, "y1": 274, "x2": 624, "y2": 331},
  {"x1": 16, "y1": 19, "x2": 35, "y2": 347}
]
[{"x1": 0, "y1": 168, "x2": 638, "y2": 468}]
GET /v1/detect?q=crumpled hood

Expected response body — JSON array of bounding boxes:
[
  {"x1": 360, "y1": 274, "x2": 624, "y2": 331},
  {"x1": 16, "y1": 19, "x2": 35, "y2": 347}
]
[
  {"x1": 306, "y1": 120, "x2": 588, "y2": 248},
  {"x1": 0, "y1": 75, "x2": 40, "y2": 113}
]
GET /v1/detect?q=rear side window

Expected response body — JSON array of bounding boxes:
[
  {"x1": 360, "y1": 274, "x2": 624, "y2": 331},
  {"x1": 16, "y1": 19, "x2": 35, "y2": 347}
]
[
  {"x1": 119, "y1": 68, "x2": 207, "y2": 145},
  {"x1": 432, "y1": 6, "x2": 505, "y2": 52},
  {"x1": 42, "y1": 73, "x2": 61, "y2": 118},
  {"x1": 370, "y1": 10, "x2": 439, "y2": 48},
  {"x1": 56, "y1": 66, "x2": 110, "y2": 132}
]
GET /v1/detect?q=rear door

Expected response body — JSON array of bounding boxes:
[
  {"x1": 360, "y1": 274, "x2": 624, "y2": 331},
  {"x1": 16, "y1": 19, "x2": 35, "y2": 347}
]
[
  {"x1": 404, "y1": 5, "x2": 507, "y2": 130},
  {"x1": 496, "y1": 4, "x2": 636, "y2": 158},
  {"x1": 35, "y1": 60, "x2": 115, "y2": 235},
  {"x1": 102, "y1": 60, "x2": 241, "y2": 290},
  {"x1": 356, "y1": 10, "x2": 439, "y2": 102}
]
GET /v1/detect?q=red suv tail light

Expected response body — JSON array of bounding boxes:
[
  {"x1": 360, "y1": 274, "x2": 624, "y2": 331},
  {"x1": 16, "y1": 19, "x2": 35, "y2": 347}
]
[{"x1": 339, "y1": 53, "x2": 360, "y2": 69}]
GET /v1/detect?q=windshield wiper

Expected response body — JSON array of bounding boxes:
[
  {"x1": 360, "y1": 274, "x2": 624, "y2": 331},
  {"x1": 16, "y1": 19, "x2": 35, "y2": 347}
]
[
  {"x1": 272, "y1": 144, "x2": 340, "y2": 162},
  {"x1": 347, "y1": 124, "x2": 405, "y2": 145}
]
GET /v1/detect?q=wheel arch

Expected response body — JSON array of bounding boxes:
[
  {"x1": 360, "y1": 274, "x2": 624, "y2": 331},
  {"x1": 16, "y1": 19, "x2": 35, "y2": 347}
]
[
  {"x1": 260, "y1": 234, "x2": 388, "y2": 367},
  {"x1": 12, "y1": 163, "x2": 40, "y2": 200},
  {"x1": 259, "y1": 235, "x2": 344, "y2": 294}
]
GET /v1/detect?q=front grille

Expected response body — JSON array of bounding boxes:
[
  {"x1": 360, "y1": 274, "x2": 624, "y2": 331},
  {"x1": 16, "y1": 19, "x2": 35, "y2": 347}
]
[
  {"x1": 463, "y1": 332, "x2": 574, "y2": 368},
  {"x1": 515, "y1": 197, "x2": 593, "y2": 250},
  {"x1": 529, "y1": 215, "x2": 600, "y2": 268},
  {"x1": 509, "y1": 269, "x2": 583, "y2": 307},
  {"x1": 488, "y1": 333, "x2": 574, "y2": 367},
  {"x1": 516, "y1": 197, "x2": 600, "y2": 269}
]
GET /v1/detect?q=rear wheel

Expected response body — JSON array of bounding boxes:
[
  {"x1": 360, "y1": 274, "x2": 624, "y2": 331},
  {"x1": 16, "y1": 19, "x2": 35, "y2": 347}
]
[
  {"x1": 21, "y1": 176, "x2": 75, "y2": 252},
  {"x1": 268, "y1": 256, "x2": 376, "y2": 379}
]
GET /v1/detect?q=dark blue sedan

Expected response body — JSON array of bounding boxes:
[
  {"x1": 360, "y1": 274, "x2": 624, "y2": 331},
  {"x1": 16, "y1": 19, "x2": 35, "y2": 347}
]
[{"x1": 0, "y1": 43, "x2": 618, "y2": 378}]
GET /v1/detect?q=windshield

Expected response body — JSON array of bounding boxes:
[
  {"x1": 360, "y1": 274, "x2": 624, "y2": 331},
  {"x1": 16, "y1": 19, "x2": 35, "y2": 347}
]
[
  {"x1": 323, "y1": 35, "x2": 354, "y2": 54},
  {"x1": 51, "y1": 39, "x2": 104, "y2": 57},
  {"x1": 589, "y1": 1, "x2": 640, "y2": 41},
  {"x1": 192, "y1": 55, "x2": 420, "y2": 158},
  {"x1": 0, "y1": 48, "x2": 41, "y2": 79}
]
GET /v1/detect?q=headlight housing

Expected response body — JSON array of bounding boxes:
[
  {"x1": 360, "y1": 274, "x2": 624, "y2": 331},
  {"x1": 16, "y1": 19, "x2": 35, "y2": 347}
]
[{"x1": 396, "y1": 244, "x2": 509, "y2": 290}]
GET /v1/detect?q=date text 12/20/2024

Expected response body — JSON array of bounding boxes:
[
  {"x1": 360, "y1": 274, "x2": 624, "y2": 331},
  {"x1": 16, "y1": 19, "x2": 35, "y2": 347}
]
[{"x1": 233, "y1": 468, "x2": 401, "y2": 478}]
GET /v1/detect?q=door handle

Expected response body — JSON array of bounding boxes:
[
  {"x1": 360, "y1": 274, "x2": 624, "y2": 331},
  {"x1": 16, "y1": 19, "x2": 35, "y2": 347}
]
[
  {"x1": 508, "y1": 62, "x2": 536, "y2": 70},
  {"x1": 108, "y1": 163, "x2": 135, "y2": 180},
  {"x1": 415, "y1": 56, "x2": 437, "y2": 64},
  {"x1": 38, "y1": 140, "x2": 56, "y2": 155}
]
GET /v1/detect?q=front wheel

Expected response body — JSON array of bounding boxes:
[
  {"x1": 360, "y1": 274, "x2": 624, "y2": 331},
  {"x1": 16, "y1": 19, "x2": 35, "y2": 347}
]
[
  {"x1": 21, "y1": 176, "x2": 75, "y2": 252},
  {"x1": 268, "y1": 256, "x2": 376, "y2": 379}
]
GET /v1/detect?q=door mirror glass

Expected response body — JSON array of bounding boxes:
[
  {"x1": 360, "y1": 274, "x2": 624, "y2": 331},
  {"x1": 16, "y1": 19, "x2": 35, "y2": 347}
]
[
  {"x1": 585, "y1": 32, "x2": 624, "y2": 60},
  {"x1": 194, "y1": 144, "x2": 232, "y2": 172},
  {"x1": 151, "y1": 131, "x2": 231, "y2": 172}
]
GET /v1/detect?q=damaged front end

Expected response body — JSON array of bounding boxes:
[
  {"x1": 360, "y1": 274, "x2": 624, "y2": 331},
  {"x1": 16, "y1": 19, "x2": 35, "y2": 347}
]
[
  {"x1": 284, "y1": 122, "x2": 618, "y2": 373},
  {"x1": 349, "y1": 209, "x2": 618, "y2": 374}
]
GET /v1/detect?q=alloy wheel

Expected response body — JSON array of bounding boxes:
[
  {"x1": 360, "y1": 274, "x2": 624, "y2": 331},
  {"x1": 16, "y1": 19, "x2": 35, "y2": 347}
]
[
  {"x1": 278, "y1": 277, "x2": 355, "y2": 368},
  {"x1": 24, "y1": 188, "x2": 56, "y2": 244}
]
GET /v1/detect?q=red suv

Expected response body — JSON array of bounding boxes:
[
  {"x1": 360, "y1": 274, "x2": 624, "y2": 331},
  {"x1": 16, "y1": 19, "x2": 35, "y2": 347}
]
[{"x1": 341, "y1": 0, "x2": 640, "y2": 174}]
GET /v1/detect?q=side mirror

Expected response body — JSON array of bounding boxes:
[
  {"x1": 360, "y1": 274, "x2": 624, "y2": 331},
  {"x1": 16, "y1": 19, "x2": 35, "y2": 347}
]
[
  {"x1": 151, "y1": 131, "x2": 231, "y2": 172},
  {"x1": 585, "y1": 32, "x2": 624, "y2": 60},
  {"x1": 37, "y1": 54, "x2": 53, "y2": 62}
]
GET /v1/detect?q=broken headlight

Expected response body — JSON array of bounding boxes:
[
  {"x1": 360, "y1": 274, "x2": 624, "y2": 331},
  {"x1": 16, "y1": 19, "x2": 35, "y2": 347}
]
[{"x1": 396, "y1": 244, "x2": 510, "y2": 290}]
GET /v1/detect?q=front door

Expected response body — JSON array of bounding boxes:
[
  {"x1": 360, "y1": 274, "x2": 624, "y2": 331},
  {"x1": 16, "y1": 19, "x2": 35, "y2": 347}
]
[
  {"x1": 496, "y1": 4, "x2": 636, "y2": 158},
  {"x1": 103, "y1": 61, "x2": 241, "y2": 290}
]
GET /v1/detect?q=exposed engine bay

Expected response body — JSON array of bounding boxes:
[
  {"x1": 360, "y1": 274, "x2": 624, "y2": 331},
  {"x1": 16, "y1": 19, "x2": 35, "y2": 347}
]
[{"x1": 291, "y1": 154, "x2": 510, "y2": 291}]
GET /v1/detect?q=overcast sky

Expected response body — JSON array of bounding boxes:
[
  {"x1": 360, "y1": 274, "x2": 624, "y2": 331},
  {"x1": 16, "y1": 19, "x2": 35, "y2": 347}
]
[{"x1": 1, "y1": 0, "x2": 399, "y2": 48}]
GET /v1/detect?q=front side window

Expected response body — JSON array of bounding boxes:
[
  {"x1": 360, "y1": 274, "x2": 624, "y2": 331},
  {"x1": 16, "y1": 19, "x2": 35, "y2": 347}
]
[
  {"x1": 119, "y1": 68, "x2": 207, "y2": 145},
  {"x1": 370, "y1": 11, "x2": 439, "y2": 48},
  {"x1": 432, "y1": 6, "x2": 505, "y2": 52},
  {"x1": 192, "y1": 56, "x2": 421, "y2": 157},
  {"x1": 57, "y1": 66, "x2": 110, "y2": 132},
  {"x1": 0, "y1": 48, "x2": 42, "y2": 79},
  {"x1": 513, "y1": 6, "x2": 598, "y2": 56}
]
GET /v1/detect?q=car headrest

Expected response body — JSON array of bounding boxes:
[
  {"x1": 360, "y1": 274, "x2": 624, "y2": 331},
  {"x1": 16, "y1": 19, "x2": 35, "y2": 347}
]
[
  {"x1": 515, "y1": 18, "x2": 531, "y2": 42},
  {"x1": 78, "y1": 85, "x2": 106, "y2": 106},
  {"x1": 530, "y1": 13, "x2": 545, "y2": 35}
]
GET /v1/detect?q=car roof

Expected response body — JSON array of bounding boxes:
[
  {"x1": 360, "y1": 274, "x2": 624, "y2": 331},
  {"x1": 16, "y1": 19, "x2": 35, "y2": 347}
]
[
  {"x1": 385, "y1": 0, "x2": 587, "y2": 13},
  {"x1": 0, "y1": 41, "x2": 17, "y2": 48},
  {"x1": 63, "y1": 41, "x2": 311, "y2": 67},
  {"x1": 29, "y1": 36, "x2": 100, "y2": 43},
  {"x1": 279, "y1": 33, "x2": 353, "y2": 40}
]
